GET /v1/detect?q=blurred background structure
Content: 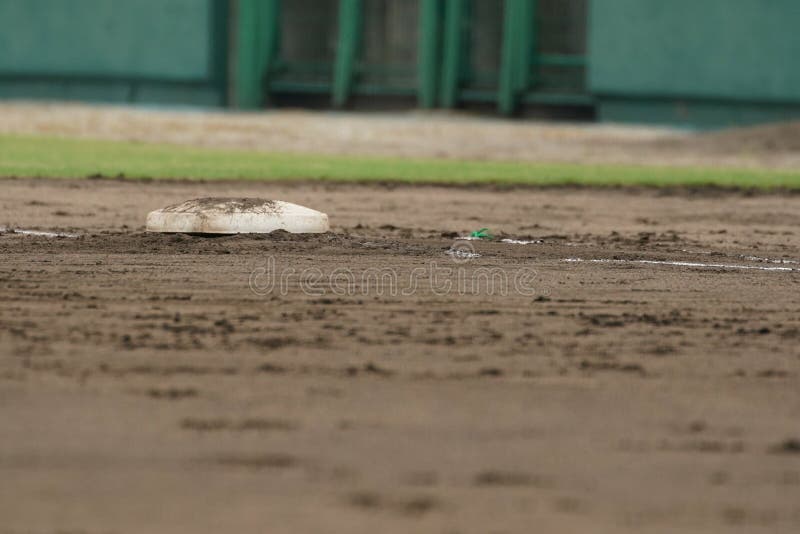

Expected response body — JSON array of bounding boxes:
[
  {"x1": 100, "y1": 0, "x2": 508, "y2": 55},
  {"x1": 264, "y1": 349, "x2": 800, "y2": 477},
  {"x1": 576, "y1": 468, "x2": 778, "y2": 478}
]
[{"x1": 1, "y1": 0, "x2": 798, "y2": 128}]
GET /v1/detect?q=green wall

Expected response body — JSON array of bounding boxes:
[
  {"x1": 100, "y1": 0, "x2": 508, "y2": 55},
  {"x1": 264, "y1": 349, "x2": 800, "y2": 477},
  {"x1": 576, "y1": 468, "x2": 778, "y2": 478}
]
[
  {"x1": 3, "y1": 0, "x2": 799, "y2": 127},
  {"x1": 0, "y1": 0, "x2": 228, "y2": 106},
  {"x1": 589, "y1": 0, "x2": 800, "y2": 128}
]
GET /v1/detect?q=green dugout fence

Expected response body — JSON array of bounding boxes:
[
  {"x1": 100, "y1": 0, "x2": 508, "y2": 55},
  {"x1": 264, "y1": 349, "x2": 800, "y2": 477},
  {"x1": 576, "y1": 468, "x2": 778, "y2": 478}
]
[
  {"x1": 233, "y1": 0, "x2": 590, "y2": 114},
  {"x1": 3, "y1": 0, "x2": 798, "y2": 127}
]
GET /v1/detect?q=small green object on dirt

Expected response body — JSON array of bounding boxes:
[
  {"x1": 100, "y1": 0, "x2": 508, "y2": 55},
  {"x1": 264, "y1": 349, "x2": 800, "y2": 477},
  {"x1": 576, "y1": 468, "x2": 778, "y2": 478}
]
[{"x1": 470, "y1": 228, "x2": 493, "y2": 239}]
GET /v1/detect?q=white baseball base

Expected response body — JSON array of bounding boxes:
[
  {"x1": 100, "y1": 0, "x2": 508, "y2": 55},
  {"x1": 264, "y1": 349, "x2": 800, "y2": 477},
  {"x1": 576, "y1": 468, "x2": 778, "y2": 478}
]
[{"x1": 146, "y1": 198, "x2": 329, "y2": 234}]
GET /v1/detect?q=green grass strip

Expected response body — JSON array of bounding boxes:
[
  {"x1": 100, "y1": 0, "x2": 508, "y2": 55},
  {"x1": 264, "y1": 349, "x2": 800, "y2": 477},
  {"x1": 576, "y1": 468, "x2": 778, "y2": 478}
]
[{"x1": 2, "y1": 133, "x2": 799, "y2": 188}]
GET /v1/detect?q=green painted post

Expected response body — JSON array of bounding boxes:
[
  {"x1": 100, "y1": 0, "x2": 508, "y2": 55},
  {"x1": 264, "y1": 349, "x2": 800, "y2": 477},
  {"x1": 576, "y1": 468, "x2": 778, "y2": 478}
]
[
  {"x1": 418, "y1": 0, "x2": 441, "y2": 108},
  {"x1": 233, "y1": 0, "x2": 259, "y2": 108},
  {"x1": 439, "y1": 0, "x2": 465, "y2": 108},
  {"x1": 498, "y1": 0, "x2": 519, "y2": 115},
  {"x1": 233, "y1": 0, "x2": 280, "y2": 109},
  {"x1": 333, "y1": 0, "x2": 362, "y2": 108},
  {"x1": 259, "y1": 0, "x2": 281, "y2": 106}
]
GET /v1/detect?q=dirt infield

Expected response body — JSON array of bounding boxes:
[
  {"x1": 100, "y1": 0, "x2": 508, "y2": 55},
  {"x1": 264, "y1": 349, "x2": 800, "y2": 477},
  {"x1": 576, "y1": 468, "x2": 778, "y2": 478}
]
[{"x1": 2, "y1": 178, "x2": 800, "y2": 533}]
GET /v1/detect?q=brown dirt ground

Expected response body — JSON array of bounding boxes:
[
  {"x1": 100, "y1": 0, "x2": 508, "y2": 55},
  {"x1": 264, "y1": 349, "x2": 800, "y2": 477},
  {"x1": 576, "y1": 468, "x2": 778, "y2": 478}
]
[
  {"x1": 1, "y1": 178, "x2": 800, "y2": 534},
  {"x1": 3, "y1": 102, "x2": 800, "y2": 170}
]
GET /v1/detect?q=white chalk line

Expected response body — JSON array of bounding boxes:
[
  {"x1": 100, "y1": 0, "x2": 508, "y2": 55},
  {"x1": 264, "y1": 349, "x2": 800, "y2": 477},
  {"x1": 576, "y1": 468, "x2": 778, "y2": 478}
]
[
  {"x1": 563, "y1": 258, "x2": 798, "y2": 273},
  {"x1": 454, "y1": 237, "x2": 799, "y2": 270},
  {"x1": 0, "y1": 226, "x2": 78, "y2": 238},
  {"x1": 739, "y1": 255, "x2": 799, "y2": 265},
  {"x1": 500, "y1": 238, "x2": 544, "y2": 245},
  {"x1": 681, "y1": 249, "x2": 800, "y2": 265}
]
